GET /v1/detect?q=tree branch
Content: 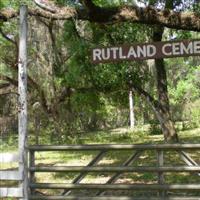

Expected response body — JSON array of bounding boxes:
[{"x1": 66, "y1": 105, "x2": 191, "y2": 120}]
[
  {"x1": 0, "y1": 75, "x2": 18, "y2": 86},
  {"x1": 0, "y1": 8, "x2": 18, "y2": 21},
  {"x1": 1, "y1": 6, "x2": 200, "y2": 32},
  {"x1": 0, "y1": 83, "x2": 17, "y2": 96},
  {"x1": 131, "y1": 84, "x2": 165, "y2": 123},
  {"x1": 33, "y1": 0, "x2": 57, "y2": 13},
  {"x1": 26, "y1": 75, "x2": 50, "y2": 114},
  {"x1": 58, "y1": 87, "x2": 72, "y2": 103},
  {"x1": 0, "y1": 83, "x2": 11, "y2": 89},
  {"x1": 0, "y1": 68, "x2": 50, "y2": 114},
  {"x1": 0, "y1": 88, "x2": 16, "y2": 96},
  {"x1": 0, "y1": 27, "x2": 17, "y2": 46}
]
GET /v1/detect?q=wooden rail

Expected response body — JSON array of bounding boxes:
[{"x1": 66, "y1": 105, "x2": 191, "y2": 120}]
[
  {"x1": 0, "y1": 152, "x2": 19, "y2": 163},
  {"x1": 29, "y1": 197, "x2": 200, "y2": 200},
  {"x1": 0, "y1": 153, "x2": 20, "y2": 181},
  {"x1": 0, "y1": 187, "x2": 23, "y2": 198},
  {"x1": 0, "y1": 170, "x2": 22, "y2": 181},
  {"x1": 30, "y1": 183, "x2": 200, "y2": 190},
  {"x1": 0, "y1": 153, "x2": 23, "y2": 198},
  {"x1": 29, "y1": 143, "x2": 200, "y2": 151},
  {"x1": 28, "y1": 144, "x2": 200, "y2": 199},
  {"x1": 29, "y1": 166, "x2": 200, "y2": 172}
]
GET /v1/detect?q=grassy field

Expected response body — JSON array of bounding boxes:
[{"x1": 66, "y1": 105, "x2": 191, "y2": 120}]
[{"x1": 1, "y1": 126, "x2": 200, "y2": 198}]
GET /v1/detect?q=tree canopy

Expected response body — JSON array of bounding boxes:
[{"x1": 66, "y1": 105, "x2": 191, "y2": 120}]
[{"x1": 0, "y1": 0, "x2": 200, "y2": 143}]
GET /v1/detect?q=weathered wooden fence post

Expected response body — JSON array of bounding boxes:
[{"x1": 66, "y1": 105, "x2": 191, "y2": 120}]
[
  {"x1": 129, "y1": 90, "x2": 135, "y2": 129},
  {"x1": 157, "y1": 150, "x2": 165, "y2": 197},
  {"x1": 18, "y1": 5, "x2": 28, "y2": 200}
]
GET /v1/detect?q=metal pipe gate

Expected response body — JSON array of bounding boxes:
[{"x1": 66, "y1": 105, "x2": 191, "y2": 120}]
[{"x1": 28, "y1": 144, "x2": 200, "y2": 200}]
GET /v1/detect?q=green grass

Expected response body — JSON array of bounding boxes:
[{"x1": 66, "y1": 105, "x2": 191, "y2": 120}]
[
  {"x1": 1, "y1": 127, "x2": 200, "y2": 197},
  {"x1": 31, "y1": 127, "x2": 200, "y2": 195}
]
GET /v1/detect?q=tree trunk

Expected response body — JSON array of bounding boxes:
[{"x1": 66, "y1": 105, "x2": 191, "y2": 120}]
[
  {"x1": 129, "y1": 90, "x2": 135, "y2": 129},
  {"x1": 153, "y1": 27, "x2": 178, "y2": 142}
]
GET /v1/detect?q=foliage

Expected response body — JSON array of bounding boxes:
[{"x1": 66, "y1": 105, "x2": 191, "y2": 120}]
[
  {"x1": 168, "y1": 56, "x2": 200, "y2": 122},
  {"x1": 0, "y1": 0, "x2": 200, "y2": 143},
  {"x1": 149, "y1": 123, "x2": 162, "y2": 135},
  {"x1": 170, "y1": 68, "x2": 199, "y2": 104}
]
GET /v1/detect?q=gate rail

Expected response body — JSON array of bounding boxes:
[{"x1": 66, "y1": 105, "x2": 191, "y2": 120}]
[
  {"x1": 28, "y1": 144, "x2": 200, "y2": 200},
  {"x1": 0, "y1": 152, "x2": 23, "y2": 198}
]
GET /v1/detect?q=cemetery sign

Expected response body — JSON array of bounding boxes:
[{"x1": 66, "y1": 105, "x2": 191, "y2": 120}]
[{"x1": 91, "y1": 39, "x2": 200, "y2": 64}]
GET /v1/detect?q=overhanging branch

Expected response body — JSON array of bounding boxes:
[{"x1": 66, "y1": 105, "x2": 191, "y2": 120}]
[
  {"x1": 0, "y1": 8, "x2": 18, "y2": 21},
  {"x1": 1, "y1": 5, "x2": 200, "y2": 32},
  {"x1": 34, "y1": 0, "x2": 57, "y2": 13}
]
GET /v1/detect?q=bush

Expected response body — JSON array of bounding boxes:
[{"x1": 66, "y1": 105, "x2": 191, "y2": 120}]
[{"x1": 149, "y1": 123, "x2": 162, "y2": 135}]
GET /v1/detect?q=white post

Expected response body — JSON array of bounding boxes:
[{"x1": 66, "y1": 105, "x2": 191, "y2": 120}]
[
  {"x1": 18, "y1": 5, "x2": 28, "y2": 200},
  {"x1": 129, "y1": 90, "x2": 135, "y2": 129}
]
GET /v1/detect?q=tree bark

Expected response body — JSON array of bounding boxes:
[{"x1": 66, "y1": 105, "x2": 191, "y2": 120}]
[
  {"x1": 152, "y1": 26, "x2": 178, "y2": 142},
  {"x1": 132, "y1": 85, "x2": 178, "y2": 142},
  {"x1": 2, "y1": 4, "x2": 200, "y2": 32}
]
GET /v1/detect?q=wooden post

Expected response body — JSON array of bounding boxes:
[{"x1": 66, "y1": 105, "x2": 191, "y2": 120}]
[
  {"x1": 129, "y1": 90, "x2": 135, "y2": 129},
  {"x1": 29, "y1": 150, "x2": 35, "y2": 195},
  {"x1": 157, "y1": 150, "x2": 165, "y2": 197},
  {"x1": 18, "y1": 5, "x2": 28, "y2": 200}
]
